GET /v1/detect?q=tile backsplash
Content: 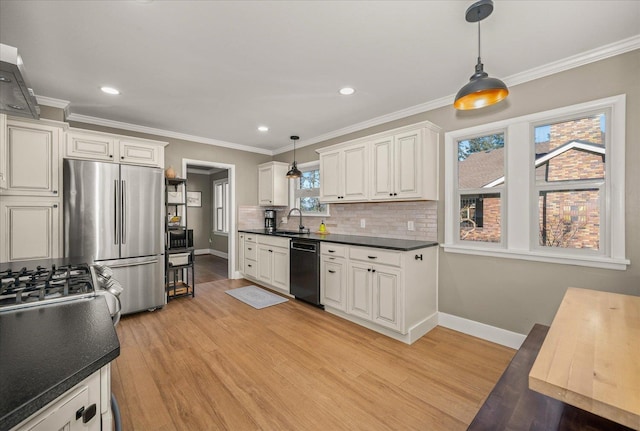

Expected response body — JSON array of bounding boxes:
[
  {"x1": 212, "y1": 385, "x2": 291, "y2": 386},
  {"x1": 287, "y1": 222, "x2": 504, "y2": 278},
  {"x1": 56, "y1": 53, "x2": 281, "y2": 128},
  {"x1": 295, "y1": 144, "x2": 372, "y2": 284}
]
[{"x1": 238, "y1": 201, "x2": 437, "y2": 241}]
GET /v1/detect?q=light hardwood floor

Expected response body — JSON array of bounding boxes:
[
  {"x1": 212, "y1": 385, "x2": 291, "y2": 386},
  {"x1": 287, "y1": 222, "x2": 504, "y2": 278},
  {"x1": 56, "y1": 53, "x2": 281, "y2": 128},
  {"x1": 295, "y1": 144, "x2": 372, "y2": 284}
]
[{"x1": 112, "y1": 276, "x2": 514, "y2": 430}]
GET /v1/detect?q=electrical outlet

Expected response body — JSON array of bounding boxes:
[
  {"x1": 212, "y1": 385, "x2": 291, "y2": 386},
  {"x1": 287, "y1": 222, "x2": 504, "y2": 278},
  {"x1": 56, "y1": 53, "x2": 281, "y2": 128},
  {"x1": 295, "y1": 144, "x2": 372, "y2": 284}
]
[
  {"x1": 360, "y1": 219, "x2": 366, "y2": 228},
  {"x1": 408, "y1": 221, "x2": 415, "y2": 231}
]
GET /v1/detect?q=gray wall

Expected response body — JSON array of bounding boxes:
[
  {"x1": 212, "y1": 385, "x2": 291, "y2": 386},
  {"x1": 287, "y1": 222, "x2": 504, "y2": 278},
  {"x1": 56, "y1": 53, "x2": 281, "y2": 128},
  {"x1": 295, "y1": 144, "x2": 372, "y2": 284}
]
[
  {"x1": 186, "y1": 173, "x2": 211, "y2": 251},
  {"x1": 274, "y1": 49, "x2": 640, "y2": 334},
  {"x1": 210, "y1": 170, "x2": 229, "y2": 254}
]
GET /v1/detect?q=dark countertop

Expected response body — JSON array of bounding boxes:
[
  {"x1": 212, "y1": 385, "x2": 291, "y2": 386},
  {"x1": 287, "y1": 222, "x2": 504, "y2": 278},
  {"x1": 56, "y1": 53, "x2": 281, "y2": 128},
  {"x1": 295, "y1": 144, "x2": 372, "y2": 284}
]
[
  {"x1": 239, "y1": 229, "x2": 438, "y2": 251},
  {"x1": 0, "y1": 296, "x2": 120, "y2": 430}
]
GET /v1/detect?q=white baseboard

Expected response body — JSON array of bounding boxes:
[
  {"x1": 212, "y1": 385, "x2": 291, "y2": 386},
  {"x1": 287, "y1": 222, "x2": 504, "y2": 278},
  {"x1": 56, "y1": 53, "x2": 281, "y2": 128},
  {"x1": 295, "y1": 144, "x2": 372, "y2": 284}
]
[
  {"x1": 437, "y1": 312, "x2": 526, "y2": 349},
  {"x1": 194, "y1": 248, "x2": 228, "y2": 259}
]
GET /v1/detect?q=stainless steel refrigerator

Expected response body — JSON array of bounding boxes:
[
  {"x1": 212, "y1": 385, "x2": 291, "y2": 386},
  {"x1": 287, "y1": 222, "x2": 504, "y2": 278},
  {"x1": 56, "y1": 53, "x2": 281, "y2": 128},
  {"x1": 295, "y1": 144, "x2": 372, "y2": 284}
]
[{"x1": 63, "y1": 159, "x2": 165, "y2": 314}]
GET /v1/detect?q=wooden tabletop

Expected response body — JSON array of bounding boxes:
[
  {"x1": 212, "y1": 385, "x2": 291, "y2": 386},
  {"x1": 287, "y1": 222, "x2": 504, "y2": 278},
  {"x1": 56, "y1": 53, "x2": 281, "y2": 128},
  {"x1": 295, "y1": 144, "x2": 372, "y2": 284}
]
[{"x1": 529, "y1": 287, "x2": 640, "y2": 430}]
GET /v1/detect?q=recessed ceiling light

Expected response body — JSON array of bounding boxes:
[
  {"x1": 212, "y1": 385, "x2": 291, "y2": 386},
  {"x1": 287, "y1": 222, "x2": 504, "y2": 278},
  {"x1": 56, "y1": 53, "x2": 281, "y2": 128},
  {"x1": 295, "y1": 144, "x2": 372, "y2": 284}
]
[
  {"x1": 100, "y1": 86, "x2": 120, "y2": 95},
  {"x1": 258, "y1": 126, "x2": 269, "y2": 132},
  {"x1": 339, "y1": 87, "x2": 355, "y2": 95}
]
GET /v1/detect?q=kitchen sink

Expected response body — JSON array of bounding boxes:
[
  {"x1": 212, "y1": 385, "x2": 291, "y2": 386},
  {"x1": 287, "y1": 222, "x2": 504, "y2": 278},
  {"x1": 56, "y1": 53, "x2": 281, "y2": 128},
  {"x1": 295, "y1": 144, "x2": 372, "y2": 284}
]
[{"x1": 273, "y1": 230, "x2": 309, "y2": 237}]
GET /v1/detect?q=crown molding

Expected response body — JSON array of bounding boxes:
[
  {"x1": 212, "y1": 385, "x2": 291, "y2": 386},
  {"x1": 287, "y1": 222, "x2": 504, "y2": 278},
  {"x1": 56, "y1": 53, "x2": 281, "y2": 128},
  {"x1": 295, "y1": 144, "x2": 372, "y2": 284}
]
[
  {"x1": 65, "y1": 113, "x2": 273, "y2": 155},
  {"x1": 35, "y1": 95, "x2": 70, "y2": 109},
  {"x1": 273, "y1": 35, "x2": 640, "y2": 154}
]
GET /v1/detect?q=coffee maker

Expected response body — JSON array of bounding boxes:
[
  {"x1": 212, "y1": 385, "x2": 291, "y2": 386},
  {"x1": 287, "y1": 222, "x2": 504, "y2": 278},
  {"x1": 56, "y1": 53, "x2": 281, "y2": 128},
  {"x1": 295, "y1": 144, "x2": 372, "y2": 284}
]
[{"x1": 264, "y1": 210, "x2": 276, "y2": 232}]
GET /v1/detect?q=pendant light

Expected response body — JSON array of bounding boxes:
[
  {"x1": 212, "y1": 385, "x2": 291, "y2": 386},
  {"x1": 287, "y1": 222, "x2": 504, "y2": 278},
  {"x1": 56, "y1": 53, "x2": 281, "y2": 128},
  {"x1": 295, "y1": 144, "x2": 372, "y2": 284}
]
[
  {"x1": 454, "y1": 0, "x2": 508, "y2": 110},
  {"x1": 286, "y1": 135, "x2": 302, "y2": 178}
]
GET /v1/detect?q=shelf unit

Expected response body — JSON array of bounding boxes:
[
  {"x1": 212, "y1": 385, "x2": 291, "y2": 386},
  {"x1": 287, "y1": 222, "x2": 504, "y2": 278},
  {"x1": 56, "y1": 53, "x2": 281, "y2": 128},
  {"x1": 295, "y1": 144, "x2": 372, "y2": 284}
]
[{"x1": 165, "y1": 177, "x2": 195, "y2": 300}]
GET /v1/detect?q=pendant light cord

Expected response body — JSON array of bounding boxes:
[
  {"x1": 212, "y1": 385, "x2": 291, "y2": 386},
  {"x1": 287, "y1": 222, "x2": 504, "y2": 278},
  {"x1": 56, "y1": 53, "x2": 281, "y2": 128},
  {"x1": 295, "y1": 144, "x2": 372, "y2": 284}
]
[{"x1": 477, "y1": 19, "x2": 481, "y2": 63}]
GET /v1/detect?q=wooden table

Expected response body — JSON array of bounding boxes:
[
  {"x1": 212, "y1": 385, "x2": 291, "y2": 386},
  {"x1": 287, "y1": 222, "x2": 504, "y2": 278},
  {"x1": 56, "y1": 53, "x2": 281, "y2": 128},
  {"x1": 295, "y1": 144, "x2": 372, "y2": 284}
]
[{"x1": 529, "y1": 288, "x2": 640, "y2": 430}]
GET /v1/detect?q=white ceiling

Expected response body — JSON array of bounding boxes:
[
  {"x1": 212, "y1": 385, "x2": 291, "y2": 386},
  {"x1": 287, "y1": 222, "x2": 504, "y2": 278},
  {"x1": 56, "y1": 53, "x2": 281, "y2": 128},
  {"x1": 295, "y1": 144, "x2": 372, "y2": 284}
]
[{"x1": 1, "y1": 1, "x2": 639, "y2": 154}]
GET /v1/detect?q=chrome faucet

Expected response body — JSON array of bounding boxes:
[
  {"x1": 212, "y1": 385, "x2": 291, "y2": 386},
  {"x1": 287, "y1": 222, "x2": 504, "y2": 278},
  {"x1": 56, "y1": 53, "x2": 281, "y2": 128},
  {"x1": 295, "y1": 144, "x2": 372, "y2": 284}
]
[{"x1": 287, "y1": 207, "x2": 308, "y2": 233}]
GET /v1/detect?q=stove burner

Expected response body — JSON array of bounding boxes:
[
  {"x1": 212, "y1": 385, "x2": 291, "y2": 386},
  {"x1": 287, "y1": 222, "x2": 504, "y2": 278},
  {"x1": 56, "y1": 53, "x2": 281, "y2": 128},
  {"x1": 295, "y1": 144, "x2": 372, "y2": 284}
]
[{"x1": 0, "y1": 263, "x2": 95, "y2": 309}]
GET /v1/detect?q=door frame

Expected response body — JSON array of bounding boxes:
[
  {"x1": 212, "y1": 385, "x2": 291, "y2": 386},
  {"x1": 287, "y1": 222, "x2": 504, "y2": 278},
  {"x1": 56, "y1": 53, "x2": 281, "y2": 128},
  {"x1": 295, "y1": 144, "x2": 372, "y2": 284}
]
[{"x1": 181, "y1": 158, "x2": 238, "y2": 279}]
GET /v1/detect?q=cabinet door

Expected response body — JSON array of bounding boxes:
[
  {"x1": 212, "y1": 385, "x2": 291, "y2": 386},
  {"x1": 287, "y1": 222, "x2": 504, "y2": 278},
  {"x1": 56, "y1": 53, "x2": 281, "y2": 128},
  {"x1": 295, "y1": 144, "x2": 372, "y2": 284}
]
[
  {"x1": 394, "y1": 130, "x2": 422, "y2": 199},
  {"x1": 118, "y1": 139, "x2": 163, "y2": 167},
  {"x1": 347, "y1": 262, "x2": 372, "y2": 320},
  {"x1": 372, "y1": 266, "x2": 403, "y2": 332},
  {"x1": 256, "y1": 245, "x2": 273, "y2": 283},
  {"x1": 342, "y1": 144, "x2": 367, "y2": 201},
  {"x1": 0, "y1": 199, "x2": 60, "y2": 262},
  {"x1": 0, "y1": 114, "x2": 6, "y2": 189},
  {"x1": 371, "y1": 137, "x2": 394, "y2": 200},
  {"x1": 271, "y1": 246, "x2": 290, "y2": 291},
  {"x1": 238, "y1": 234, "x2": 245, "y2": 273},
  {"x1": 65, "y1": 131, "x2": 116, "y2": 162},
  {"x1": 1, "y1": 120, "x2": 60, "y2": 196},
  {"x1": 321, "y1": 257, "x2": 346, "y2": 310},
  {"x1": 319, "y1": 150, "x2": 341, "y2": 202},
  {"x1": 258, "y1": 164, "x2": 274, "y2": 205}
]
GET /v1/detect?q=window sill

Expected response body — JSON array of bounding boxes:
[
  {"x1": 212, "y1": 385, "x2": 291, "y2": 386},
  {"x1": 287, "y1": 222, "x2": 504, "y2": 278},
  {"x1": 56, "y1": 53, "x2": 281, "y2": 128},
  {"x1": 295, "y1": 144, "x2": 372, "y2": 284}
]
[
  {"x1": 301, "y1": 213, "x2": 330, "y2": 218},
  {"x1": 442, "y1": 244, "x2": 629, "y2": 271}
]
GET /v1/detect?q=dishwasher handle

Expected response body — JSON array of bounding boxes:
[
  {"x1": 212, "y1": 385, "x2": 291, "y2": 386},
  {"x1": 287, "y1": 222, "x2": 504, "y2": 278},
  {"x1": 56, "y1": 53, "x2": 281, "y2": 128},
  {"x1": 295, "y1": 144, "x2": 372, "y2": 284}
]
[{"x1": 291, "y1": 242, "x2": 318, "y2": 252}]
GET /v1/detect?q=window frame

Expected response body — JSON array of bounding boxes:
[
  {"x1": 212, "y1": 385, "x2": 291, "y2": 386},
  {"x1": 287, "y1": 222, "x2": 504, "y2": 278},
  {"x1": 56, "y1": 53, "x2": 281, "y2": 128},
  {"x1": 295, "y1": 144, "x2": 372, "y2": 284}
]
[
  {"x1": 444, "y1": 94, "x2": 628, "y2": 270},
  {"x1": 213, "y1": 177, "x2": 229, "y2": 236},
  {"x1": 454, "y1": 128, "x2": 507, "y2": 248},
  {"x1": 288, "y1": 160, "x2": 330, "y2": 217}
]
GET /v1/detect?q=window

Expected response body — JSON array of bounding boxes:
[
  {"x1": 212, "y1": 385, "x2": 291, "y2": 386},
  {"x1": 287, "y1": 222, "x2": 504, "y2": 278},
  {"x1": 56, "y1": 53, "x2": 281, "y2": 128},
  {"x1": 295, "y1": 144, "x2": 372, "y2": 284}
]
[
  {"x1": 290, "y1": 161, "x2": 329, "y2": 217},
  {"x1": 213, "y1": 178, "x2": 229, "y2": 234},
  {"x1": 444, "y1": 95, "x2": 628, "y2": 270}
]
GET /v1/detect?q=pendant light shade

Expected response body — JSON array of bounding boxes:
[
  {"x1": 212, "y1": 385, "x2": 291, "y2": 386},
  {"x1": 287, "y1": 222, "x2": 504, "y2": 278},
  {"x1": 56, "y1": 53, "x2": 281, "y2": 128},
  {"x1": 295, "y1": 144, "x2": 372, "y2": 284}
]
[
  {"x1": 286, "y1": 135, "x2": 302, "y2": 178},
  {"x1": 454, "y1": 0, "x2": 508, "y2": 110}
]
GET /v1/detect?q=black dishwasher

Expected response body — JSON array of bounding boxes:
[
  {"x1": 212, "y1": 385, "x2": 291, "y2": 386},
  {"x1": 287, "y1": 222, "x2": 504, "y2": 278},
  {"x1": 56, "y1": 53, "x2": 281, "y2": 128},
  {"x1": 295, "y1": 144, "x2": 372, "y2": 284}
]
[{"x1": 290, "y1": 238, "x2": 323, "y2": 308}]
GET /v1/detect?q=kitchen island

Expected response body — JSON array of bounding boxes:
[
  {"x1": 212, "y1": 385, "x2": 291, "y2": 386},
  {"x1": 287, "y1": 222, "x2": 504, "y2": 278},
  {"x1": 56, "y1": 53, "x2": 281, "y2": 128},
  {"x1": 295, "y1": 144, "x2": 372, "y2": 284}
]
[{"x1": 0, "y1": 296, "x2": 120, "y2": 430}]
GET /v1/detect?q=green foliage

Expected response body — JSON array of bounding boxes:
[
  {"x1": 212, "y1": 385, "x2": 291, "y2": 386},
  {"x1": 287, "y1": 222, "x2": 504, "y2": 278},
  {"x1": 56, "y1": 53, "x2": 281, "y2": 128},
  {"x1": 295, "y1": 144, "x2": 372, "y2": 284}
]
[{"x1": 458, "y1": 134, "x2": 504, "y2": 161}]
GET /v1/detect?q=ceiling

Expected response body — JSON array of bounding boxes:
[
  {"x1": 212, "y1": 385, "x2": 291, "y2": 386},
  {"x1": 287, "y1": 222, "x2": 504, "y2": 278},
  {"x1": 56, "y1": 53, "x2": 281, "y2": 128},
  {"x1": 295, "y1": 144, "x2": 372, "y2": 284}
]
[{"x1": 1, "y1": 1, "x2": 639, "y2": 155}]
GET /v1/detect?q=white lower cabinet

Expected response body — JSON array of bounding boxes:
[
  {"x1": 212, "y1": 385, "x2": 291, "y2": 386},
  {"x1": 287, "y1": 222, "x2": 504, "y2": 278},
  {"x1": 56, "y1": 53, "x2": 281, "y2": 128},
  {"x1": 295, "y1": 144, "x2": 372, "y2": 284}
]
[
  {"x1": 0, "y1": 198, "x2": 61, "y2": 262},
  {"x1": 322, "y1": 243, "x2": 437, "y2": 344},
  {"x1": 243, "y1": 234, "x2": 290, "y2": 294}
]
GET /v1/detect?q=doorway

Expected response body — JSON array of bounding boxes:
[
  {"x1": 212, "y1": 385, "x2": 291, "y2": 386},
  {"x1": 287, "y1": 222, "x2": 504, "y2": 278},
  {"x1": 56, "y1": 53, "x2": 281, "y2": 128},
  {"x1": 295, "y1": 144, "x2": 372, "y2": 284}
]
[{"x1": 181, "y1": 158, "x2": 237, "y2": 280}]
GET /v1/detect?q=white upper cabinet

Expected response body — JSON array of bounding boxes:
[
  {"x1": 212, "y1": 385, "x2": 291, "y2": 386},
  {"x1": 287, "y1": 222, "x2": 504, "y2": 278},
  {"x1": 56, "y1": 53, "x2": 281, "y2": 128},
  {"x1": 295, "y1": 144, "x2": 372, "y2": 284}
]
[
  {"x1": 65, "y1": 130, "x2": 116, "y2": 162},
  {"x1": 318, "y1": 121, "x2": 440, "y2": 203},
  {"x1": 258, "y1": 161, "x2": 289, "y2": 206},
  {"x1": 0, "y1": 117, "x2": 63, "y2": 197},
  {"x1": 372, "y1": 129, "x2": 424, "y2": 200},
  {"x1": 65, "y1": 128, "x2": 166, "y2": 168},
  {"x1": 319, "y1": 143, "x2": 367, "y2": 203},
  {"x1": 118, "y1": 138, "x2": 164, "y2": 167}
]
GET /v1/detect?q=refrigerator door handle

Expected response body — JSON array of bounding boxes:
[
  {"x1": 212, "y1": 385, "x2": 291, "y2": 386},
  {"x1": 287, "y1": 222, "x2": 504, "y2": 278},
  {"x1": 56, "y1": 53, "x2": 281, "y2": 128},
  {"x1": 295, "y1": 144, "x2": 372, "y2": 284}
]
[
  {"x1": 106, "y1": 258, "x2": 159, "y2": 269},
  {"x1": 121, "y1": 180, "x2": 127, "y2": 244},
  {"x1": 114, "y1": 179, "x2": 120, "y2": 245}
]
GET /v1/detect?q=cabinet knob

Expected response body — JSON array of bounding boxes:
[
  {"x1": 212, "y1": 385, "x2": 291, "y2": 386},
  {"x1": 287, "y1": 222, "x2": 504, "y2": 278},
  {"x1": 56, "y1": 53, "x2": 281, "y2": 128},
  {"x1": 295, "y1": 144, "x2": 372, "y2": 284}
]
[
  {"x1": 109, "y1": 155, "x2": 113, "y2": 158},
  {"x1": 53, "y1": 204, "x2": 58, "y2": 208},
  {"x1": 269, "y1": 249, "x2": 273, "y2": 253},
  {"x1": 367, "y1": 268, "x2": 371, "y2": 272},
  {"x1": 389, "y1": 193, "x2": 393, "y2": 196},
  {"x1": 393, "y1": 193, "x2": 397, "y2": 196},
  {"x1": 372, "y1": 269, "x2": 376, "y2": 273},
  {"x1": 52, "y1": 190, "x2": 58, "y2": 194},
  {"x1": 121, "y1": 156, "x2": 124, "y2": 159},
  {"x1": 247, "y1": 264, "x2": 252, "y2": 268}
]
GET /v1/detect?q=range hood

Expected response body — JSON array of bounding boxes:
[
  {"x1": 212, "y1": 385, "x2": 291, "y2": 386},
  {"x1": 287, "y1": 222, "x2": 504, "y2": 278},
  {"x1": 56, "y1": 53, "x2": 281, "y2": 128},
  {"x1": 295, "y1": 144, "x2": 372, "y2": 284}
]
[{"x1": 0, "y1": 44, "x2": 40, "y2": 119}]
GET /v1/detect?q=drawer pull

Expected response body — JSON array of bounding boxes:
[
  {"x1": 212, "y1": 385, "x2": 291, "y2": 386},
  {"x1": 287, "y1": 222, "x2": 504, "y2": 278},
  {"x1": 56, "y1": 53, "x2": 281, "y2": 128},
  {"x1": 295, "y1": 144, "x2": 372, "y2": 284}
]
[
  {"x1": 248, "y1": 247, "x2": 252, "y2": 250},
  {"x1": 328, "y1": 270, "x2": 336, "y2": 274},
  {"x1": 328, "y1": 250, "x2": 335, "y2": 253},
  {"x1": 415, "y1": 254, "x2": 423, "y2": 260},
  {"x1": 367, "y1": 256, "x2": 377, "y2": 259}
]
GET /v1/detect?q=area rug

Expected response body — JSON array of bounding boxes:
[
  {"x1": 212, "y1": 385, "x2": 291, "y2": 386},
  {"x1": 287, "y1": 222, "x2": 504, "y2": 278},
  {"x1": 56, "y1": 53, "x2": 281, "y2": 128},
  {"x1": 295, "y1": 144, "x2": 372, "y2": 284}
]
[{"x1": 225, "y1": 285, "x2": 289, "y2": 309}]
